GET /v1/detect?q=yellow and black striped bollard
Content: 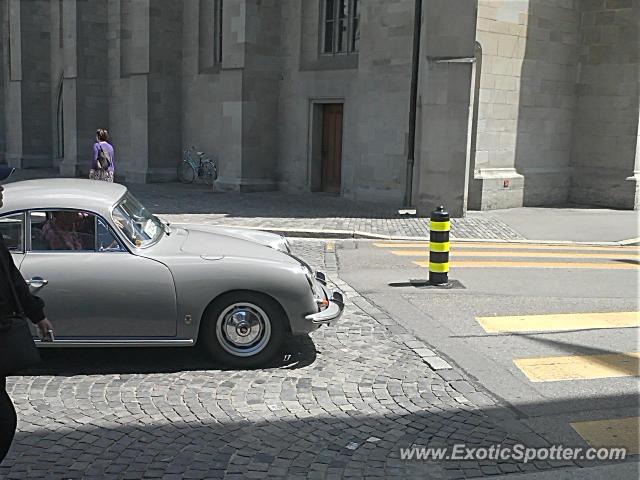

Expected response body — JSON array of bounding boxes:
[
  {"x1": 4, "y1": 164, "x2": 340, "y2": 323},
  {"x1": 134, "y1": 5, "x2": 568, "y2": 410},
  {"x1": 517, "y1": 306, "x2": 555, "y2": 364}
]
[{"x1": 429, "y1": 205, "x2": 450, "y2": 285}]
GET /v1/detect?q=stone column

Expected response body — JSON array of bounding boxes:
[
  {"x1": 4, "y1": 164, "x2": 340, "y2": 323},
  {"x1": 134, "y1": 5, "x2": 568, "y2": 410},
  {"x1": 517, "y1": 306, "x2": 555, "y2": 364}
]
[
  {"x1": 147, "y1": 0, "x2": 182, "y2": 182},
  {"x1": 116, "y1": 0, "x2": 150, "y2": 182},
  {"x1": 59, "y1": 0, "x2": 109, "y2": 177},
  {"x1": 415, "y1": 0, "x2": 478, "y2": 217},
  {"x1": 237, "y1": 0, "x2": 280, "y2": 191},
  {"x1": 214, "y1": 0, "x2": 280, "y2": 192},
  {"x1": 114, "y1": 0, "x2": 182, "y2": 183},
  {"x1": 4, "y1": 0, "x2": 52, "y2": 169},
  {"x1": 570, "y1": 0, "x2": 639, "y2": 209}
]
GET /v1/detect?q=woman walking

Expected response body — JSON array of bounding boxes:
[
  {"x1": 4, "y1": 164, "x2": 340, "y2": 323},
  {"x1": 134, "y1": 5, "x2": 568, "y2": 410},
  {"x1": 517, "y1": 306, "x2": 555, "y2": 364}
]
[
  {"x1": 0, "y1": 166, "x2": 54, "y2": 463},
  {"x1": 90, "y1": 128, "x2": 115, "y2": 182}
]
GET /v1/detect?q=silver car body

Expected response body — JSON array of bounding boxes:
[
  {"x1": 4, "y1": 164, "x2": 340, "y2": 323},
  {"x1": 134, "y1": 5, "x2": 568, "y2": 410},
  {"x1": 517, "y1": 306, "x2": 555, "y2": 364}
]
[{"x1": 0, "y1": 179, "x2": 343, "y2": 347}]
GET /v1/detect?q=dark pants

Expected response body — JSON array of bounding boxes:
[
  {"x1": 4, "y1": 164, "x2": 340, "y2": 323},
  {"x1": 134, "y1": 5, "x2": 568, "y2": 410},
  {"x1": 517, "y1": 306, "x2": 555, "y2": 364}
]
[{"x1": 0, "y1": 377, "x2": 17, "y2": 463}]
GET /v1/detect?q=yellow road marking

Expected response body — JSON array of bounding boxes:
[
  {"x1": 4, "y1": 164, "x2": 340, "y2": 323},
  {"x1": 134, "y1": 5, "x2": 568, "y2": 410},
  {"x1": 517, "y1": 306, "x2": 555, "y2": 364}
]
[
  {"x1": 413, "y1": 260, "x2": 638, "y2": 269},
  {"x1": 374, "y1": 242, "x2": 640, "y2": 252},
  {"x1": 570, "y1": 417, "x2": 640, "y2": 454},
  {"x1": 477, "y1": 312, "x2": 640, "y2": 333},
  {"x1": 326, "y1": 241, "x2": 335, "y2": 252},
  {"x1": 392, "y1": 250, "x2": 639, "y2": 259},
  {"x1": 514, "y1": 351, "x2": 640, "y2": 382}
]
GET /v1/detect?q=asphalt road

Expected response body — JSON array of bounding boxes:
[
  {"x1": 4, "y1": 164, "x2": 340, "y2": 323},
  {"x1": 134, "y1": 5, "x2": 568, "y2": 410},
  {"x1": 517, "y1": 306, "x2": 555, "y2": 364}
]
[{"x1": 336, "y1": 239, "x2": 640, "y2": 466}]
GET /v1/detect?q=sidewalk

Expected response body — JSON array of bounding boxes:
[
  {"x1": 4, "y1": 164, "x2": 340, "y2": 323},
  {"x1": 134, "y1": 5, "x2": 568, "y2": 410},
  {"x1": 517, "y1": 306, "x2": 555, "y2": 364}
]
[{"x1": 7, "y1": 169, "x2": 639, "y2": 243}]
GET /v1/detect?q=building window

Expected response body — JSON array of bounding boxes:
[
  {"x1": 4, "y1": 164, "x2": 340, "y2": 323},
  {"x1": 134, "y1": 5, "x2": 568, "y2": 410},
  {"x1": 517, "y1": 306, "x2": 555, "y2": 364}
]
[
  {"x1": 59, "y1": 0, "x2": 64, "y2": 49},
  {"x1": 214, "y1": 0, "x2": 223, "y2": 64},
  {"x1": 198, "y1": 0, "x2": 223, "y2": 72},
  {"x1": 322, "y1": 0, "x2": 360, "y2": 54}
]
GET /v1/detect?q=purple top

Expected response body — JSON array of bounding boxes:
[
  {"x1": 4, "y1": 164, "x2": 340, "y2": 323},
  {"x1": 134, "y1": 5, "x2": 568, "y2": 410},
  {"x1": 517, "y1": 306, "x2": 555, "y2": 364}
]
[{"x1": 92, "y1": 141, "x2": 115, "y2": 173}]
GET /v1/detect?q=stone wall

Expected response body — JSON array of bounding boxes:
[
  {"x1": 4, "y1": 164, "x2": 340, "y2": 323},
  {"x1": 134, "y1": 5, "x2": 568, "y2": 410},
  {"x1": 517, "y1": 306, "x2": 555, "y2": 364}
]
[
  {"x1": 3, "y1": 0, "x2": 53, "y2": 168},
  {"x1": 76, "y1": 0, "x2": 110, "y2": 175},
  {"x1": 416, "y1": 0, "x2": 477, "y2": 217},
  {"x1": 19, "y1": 0, "x2": 52, "y2": 166},
  {"x1": 276, "y1": 0, "x2": 359, "y2": 196},
  {"x1": 470, "y1": 0, "x2": 579, "y2": 209},
  {"x1": 515, "y1": 0, "x2": 579, "y2": 207},
  {"x1": 240, "y1": 0, "x2": 281, "y2": 189},
  {"x1": 277, "y1": 0, "x2": 415, "y2": 203},
  {"x1": 57, "y1": 0, "x2": 109, "y2": 177},
  {"x1": 182, "y1": 0, "x2": 245, "y2": 189},
  {"x1": 569, "y1": 0, "x2": 639, "y2": 208},
  {"x1": 353, "y1": 0, "x2": 415, "y2": 202},
  {"x1": 147, "y1": 0, "x2": 182, "y2": 181},
  {"x1": 2, "y1": 0, "x2": 637, "y2": 210}
]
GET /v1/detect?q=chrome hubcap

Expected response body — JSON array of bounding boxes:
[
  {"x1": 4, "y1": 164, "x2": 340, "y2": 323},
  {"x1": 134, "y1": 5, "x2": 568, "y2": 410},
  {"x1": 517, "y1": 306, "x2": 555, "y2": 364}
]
[{"x1": 216, "y1": 303, "x2": 271, "y2": 357}]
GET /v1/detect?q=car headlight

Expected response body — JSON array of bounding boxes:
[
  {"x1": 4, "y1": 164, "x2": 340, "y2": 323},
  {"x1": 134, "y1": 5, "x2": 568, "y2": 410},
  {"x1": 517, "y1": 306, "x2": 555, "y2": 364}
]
[{"x1": 273, "y1": 236, "x2": 291, "y2": 253}]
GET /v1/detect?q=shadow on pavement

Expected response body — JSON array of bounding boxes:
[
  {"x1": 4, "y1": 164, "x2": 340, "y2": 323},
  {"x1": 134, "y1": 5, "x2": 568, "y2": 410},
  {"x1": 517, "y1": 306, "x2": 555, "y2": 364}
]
[
  {"x1": 19, "y1": 335, "x2": 318, "y2": 376},
  {"x1": 3, "y1": 392, "x2": 637, "y2": 479},
  {"x1": 518, "y1": 335, "x2": 640, "y2": 377},
  {"x1": 127, "y1": 182, "x2": 405, "y2": 219}
]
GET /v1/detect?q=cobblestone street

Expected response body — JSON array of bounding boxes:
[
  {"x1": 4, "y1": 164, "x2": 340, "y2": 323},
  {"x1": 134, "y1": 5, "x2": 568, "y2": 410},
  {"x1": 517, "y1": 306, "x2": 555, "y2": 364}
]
[{"x1": 1, "y1": 240, "x2": 591, "y2": 479}]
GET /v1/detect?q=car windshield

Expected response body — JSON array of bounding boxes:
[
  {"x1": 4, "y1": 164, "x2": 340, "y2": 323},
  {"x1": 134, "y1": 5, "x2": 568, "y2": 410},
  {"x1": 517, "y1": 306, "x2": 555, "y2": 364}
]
[{"x1": 112, "y1": 192, "x2": 164, "y2": 248}]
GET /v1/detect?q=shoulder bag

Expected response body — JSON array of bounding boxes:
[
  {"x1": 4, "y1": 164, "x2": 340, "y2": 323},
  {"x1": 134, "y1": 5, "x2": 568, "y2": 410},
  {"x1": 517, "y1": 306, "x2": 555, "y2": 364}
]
[
  {"x1": 96, "y1": 143, "x2": 112, "y2": 170},
  {"x1": 0, "y1": 253, "x2": 41, "y2": 376}
]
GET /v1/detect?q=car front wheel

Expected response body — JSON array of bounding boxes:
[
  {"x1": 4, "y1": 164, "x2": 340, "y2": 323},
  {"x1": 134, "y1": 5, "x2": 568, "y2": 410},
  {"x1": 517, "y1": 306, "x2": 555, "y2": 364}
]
[{"x1": 201, "y1": 292, "x2": 286, "y2": 368}]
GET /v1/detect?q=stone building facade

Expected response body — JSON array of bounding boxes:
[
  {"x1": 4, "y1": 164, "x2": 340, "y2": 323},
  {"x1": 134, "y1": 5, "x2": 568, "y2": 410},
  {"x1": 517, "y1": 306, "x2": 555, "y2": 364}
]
[
  {"x1": 470, "y1": 0, "x2": 639, "y2": 210},
  {"x1": 1, "y1": 0, "x2": 638, "y2": 215}
]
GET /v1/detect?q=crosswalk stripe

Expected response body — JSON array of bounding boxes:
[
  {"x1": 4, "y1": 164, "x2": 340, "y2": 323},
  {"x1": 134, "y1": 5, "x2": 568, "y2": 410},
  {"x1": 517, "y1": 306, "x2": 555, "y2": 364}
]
[
  {"x1": 476, "y1": 312, "x2": 640, "y2": 333},
  {"x1": 413, "y1": 260, "x2": 638, "y2": 269},
  {"x1": 392, "y1": 250, "x2": 639, "y2": 259},
  {"x1": 374, "y1": 242, "x2": 639, "y2": 252},
  {"x1": 513, "y1": 351, "x2": 640, "y2": 382},
  {"x1": 570, "y1": 417, "x2": 640, "y2": 454}
]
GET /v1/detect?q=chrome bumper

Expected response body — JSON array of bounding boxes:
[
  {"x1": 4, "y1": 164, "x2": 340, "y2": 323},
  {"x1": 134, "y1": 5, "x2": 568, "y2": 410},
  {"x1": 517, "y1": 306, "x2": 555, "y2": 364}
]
[
  {"x1": 305, "y1": 271, "x2": 345, "y2": 325},
  {"x1": 305, "y1": 289, "x2": 345, "y2": 324}
]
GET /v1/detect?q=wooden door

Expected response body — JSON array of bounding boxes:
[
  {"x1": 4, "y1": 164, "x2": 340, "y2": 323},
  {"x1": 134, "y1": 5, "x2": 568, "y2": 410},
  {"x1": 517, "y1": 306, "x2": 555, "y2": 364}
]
[{"x1": 321, "y1": 104, "x2": 343, "y2": 193}]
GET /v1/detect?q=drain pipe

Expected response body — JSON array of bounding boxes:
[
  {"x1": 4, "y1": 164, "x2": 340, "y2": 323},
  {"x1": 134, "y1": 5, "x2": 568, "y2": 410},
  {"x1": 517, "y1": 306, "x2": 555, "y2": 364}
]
[{"x1": 403, "y1": 0, "x2": 423, "y2": 208}]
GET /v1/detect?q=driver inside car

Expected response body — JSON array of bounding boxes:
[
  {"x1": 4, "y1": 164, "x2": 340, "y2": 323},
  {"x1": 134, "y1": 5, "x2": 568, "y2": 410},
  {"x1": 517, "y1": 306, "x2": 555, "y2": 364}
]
[{"x1": 41, "y1": 211, "x2": 93, "y2": 251}]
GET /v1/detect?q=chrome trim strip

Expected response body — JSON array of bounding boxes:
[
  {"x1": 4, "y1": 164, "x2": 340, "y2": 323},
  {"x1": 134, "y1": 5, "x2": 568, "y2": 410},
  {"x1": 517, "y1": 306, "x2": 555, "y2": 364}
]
[{"x1": 34, "y1": 339, "x2": 194, "y2": 347}]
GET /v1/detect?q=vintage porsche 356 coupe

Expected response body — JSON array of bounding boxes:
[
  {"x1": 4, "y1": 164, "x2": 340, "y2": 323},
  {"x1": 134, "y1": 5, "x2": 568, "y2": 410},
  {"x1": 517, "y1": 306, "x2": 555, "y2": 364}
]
[{"x1": 0, "y1": 179, "x2": 344, "y2": 368}]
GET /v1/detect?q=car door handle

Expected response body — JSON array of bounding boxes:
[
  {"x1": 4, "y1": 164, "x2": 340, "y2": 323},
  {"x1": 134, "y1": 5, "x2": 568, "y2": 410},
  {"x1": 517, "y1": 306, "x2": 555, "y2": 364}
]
[{"x1": 26, "y1": 277, "x2": 48, "y2": 288}]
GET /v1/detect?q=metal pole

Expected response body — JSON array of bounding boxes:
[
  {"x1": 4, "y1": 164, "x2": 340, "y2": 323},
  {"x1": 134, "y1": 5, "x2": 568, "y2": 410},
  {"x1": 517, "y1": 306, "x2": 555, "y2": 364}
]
[{"x1": 403, "y1": 0, "x2": 423, "y2": 208}]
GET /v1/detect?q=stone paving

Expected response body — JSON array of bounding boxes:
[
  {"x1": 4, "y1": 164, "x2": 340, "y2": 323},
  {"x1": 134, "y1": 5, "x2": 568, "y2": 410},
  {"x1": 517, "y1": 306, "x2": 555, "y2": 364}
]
[
  {"x1": 0, "y1": 240, "x2": 593, "y2": 479},
  {"x1": 6, "y1": 170, "x2": 524, "y2": 240},
  {"x1": 132, "y1": 184, "x2": 524, "y2": 241}
]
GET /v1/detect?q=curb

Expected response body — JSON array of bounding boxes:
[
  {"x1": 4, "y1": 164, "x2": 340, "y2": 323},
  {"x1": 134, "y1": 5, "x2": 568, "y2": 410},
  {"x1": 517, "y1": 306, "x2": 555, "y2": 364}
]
[{"x1": 204, "y1": 223, "x2": 640, "y2": 247}]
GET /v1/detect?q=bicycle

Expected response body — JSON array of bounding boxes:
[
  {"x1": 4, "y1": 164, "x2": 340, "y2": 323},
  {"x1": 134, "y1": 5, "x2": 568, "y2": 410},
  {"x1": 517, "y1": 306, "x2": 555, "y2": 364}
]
[{"x1": 177, "y1": 146, "x2": 218, "y2": 185}]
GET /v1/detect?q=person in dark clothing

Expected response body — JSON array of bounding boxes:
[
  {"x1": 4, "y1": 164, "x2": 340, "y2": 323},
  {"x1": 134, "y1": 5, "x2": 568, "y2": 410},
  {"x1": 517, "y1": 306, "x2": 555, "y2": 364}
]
[{"x1": 0, "y1": 167, "x2": 54, "y2": 463}]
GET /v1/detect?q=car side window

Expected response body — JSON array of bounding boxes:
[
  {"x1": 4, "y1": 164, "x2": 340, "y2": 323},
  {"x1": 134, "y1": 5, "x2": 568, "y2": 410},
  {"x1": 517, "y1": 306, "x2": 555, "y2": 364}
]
[
  {"x1": 0, "y1": 213, "x2": 24, "y2": 252},
  {"x1": 30, "y1": 210, "x2": 96, "y2": 252},
  {"x1": 96, "y1": 217, "x2": 126, "y2": 252}
]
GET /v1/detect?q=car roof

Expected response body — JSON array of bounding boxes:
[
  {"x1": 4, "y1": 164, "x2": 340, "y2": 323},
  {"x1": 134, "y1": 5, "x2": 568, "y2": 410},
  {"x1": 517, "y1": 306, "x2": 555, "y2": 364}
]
[{"x1": 0, "y1": 178, "x2": 128, "y2": 216}]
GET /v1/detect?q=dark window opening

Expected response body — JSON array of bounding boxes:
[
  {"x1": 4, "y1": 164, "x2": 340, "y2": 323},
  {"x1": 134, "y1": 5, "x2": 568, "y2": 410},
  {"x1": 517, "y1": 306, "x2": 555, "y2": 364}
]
[{"x1": 322, "y1": 0, "x2": 359, "y2": 54}]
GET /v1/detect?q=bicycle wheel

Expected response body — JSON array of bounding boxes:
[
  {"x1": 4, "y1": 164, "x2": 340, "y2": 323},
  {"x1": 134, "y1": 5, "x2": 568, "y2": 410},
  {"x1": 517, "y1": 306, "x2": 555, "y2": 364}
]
[
  {"x1": 178, "y1": 161, "x2": 197, "y2": 183},
  {"x1": 200, "y1": 160, "x2": 217, "y2": 186}
]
